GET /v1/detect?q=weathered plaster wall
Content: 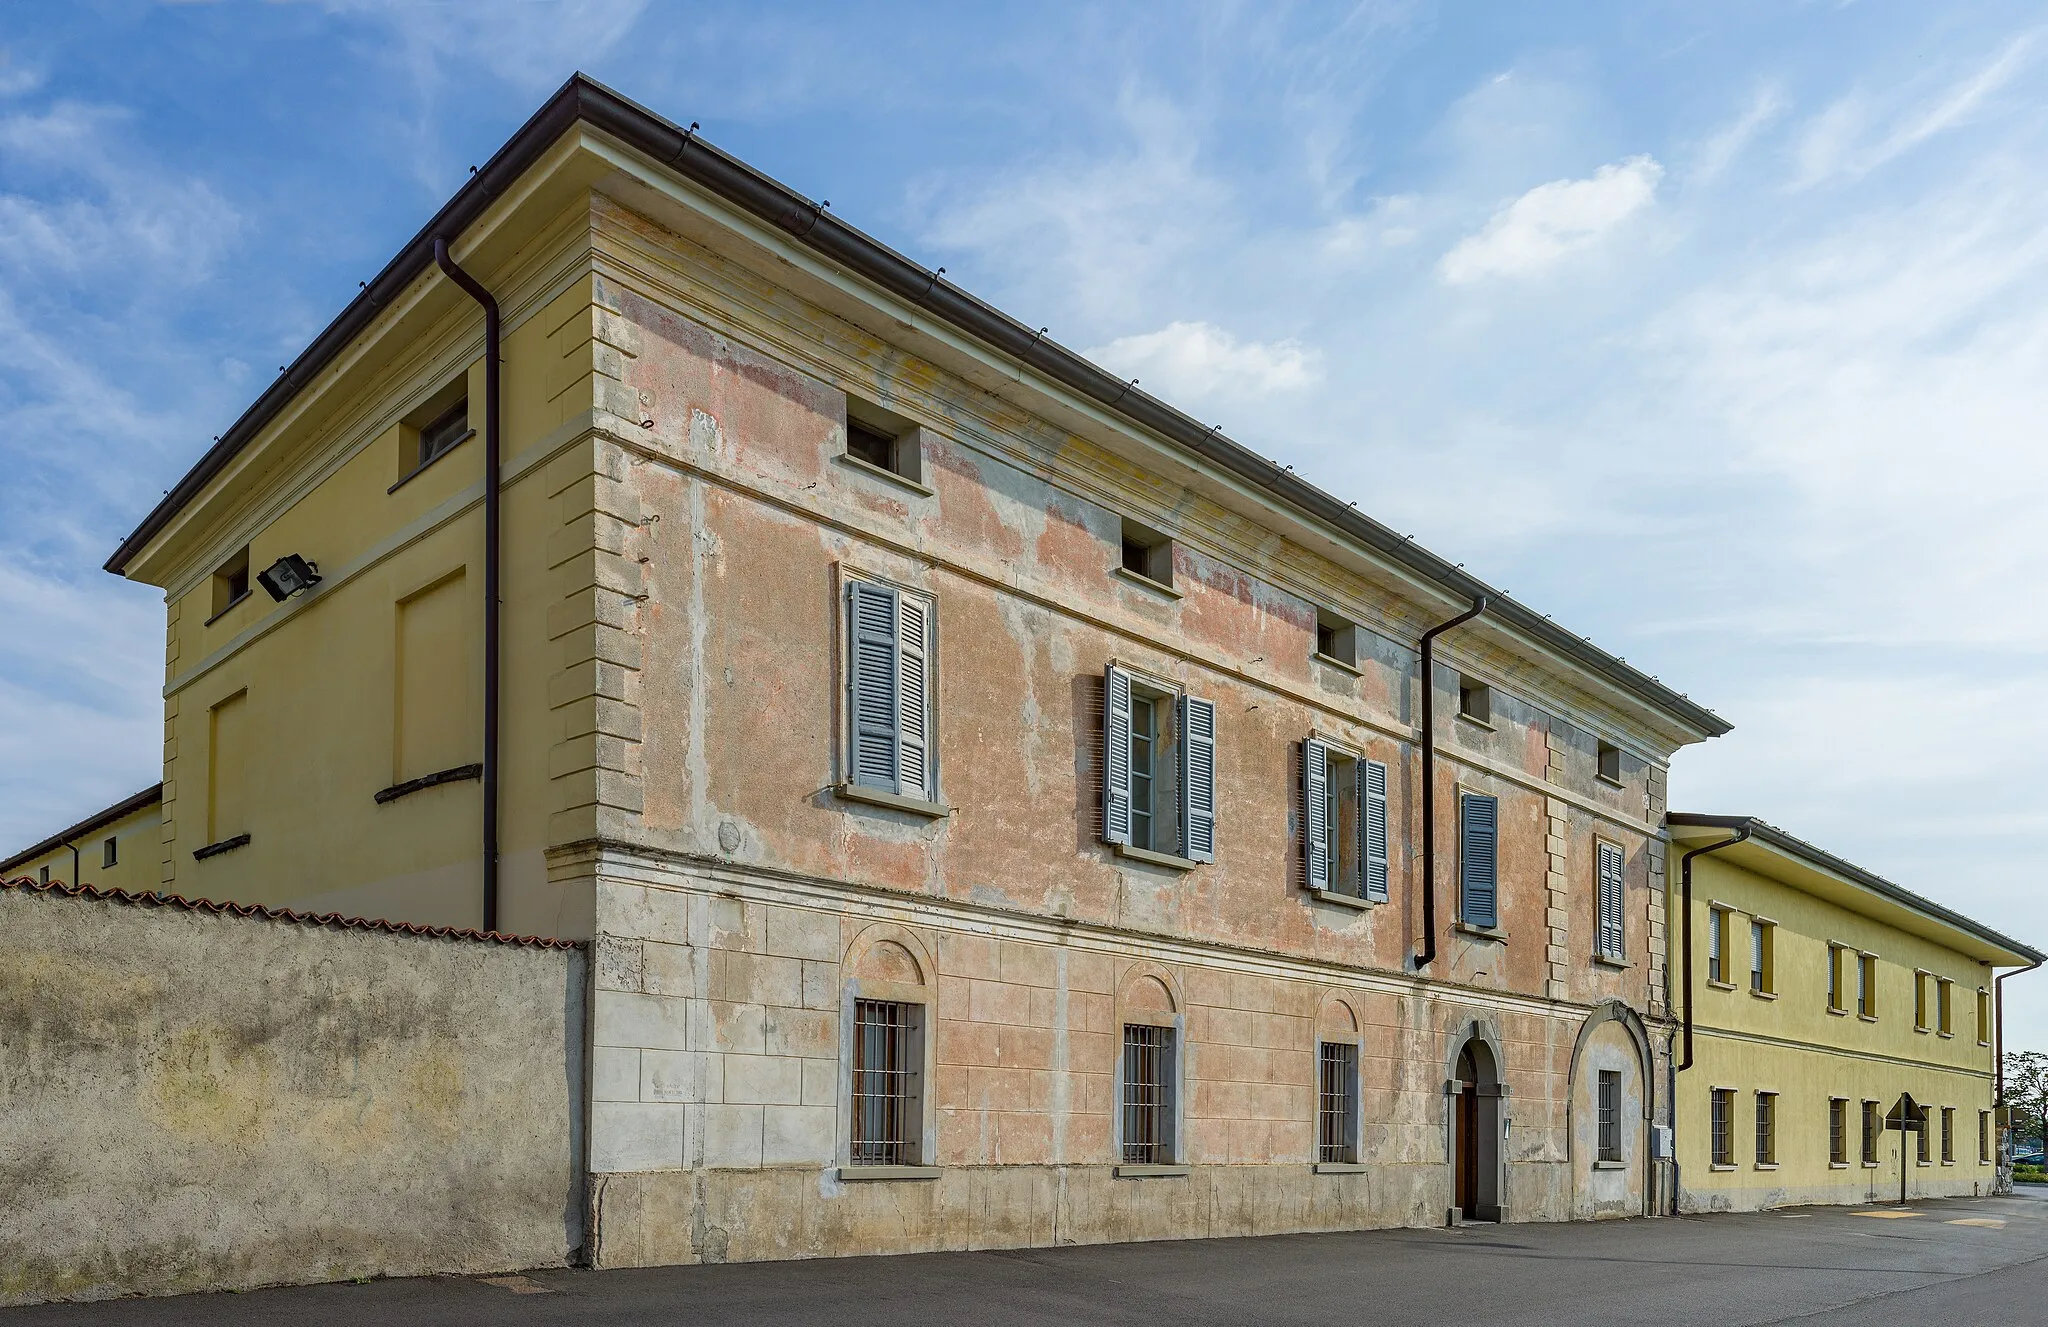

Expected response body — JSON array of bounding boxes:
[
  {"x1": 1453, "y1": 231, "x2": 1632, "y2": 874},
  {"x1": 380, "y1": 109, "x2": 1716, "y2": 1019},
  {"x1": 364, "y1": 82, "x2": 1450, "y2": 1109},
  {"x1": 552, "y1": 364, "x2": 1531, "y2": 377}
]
[{"x1": 0, "y1": 888, "x2": 586, "y2": 1306}]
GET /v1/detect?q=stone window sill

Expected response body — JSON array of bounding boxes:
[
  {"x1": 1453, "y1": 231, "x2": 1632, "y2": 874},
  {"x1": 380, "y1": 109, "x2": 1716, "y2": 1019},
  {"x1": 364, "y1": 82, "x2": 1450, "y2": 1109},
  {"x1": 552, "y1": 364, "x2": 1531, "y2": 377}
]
[
  {"x1": 1311, "y1": 651, "x2": 1360, "y2": 676},
  {"x1": 1710, "y1": 1163, "x2": 1737, "y2": 1172},
  {"x1": 835, "y1": 451, "x2": 934, "y2": 497},
  {"x1": 375, "y1": 762, "x2": 481, "y2": 805},
  {"x1": 1114, "y1": 1163, "x2": 1189, "y2": 1178},
  {"x1": 1593, "y1": 954, "x2": 1632, "y2": 970},
  {"x1": 193, "y1": 833, "x2": 251, "y2": 861},
  {"x1": 1309, "y1": 887, "x2": 1376, "y2": 911},
  {"x1": 387, "y1": 429, "x2": 474, "y2": 495},
  {"x1": 1454, "y1": 712, "x2": 1495, "y2": 732},
  {"x1": 1116, "y1": 843, "x2": 1200, "y2": 872},
  {"x1": 1595, "y1": 773, "x2": 1625, "y2": 789},
  {"x1": 1829, "y1": 1162, "x2": 1849, "y2": 1170},
  {"x1": 1455, "y1": 923, "x2": 1507, "y2": 943},
  {"x1": 1858, "y1": 1014, "x2": 1879, "y2": 1023},
  {"x1": 1112, "y1": 566, "x2": 1181, "y2": 599},
  {"x1": 1706, "y1": 979, "x2": 1737, "y2": 991},
  {"x1": 1592, "y1": 1160, "x2": 1627, "y2": 1171},
  {"x1": 838, "y1": 1165, "x2": 940, "y2": 1181},
  {"x1": 1827, "y1": 1006, "x2": 1849, "y2": 1017},
  {"x1": 1755, "y1": 1163, "x2": 1780, "y2": 1171},
  {"x1": 1313, "y1": 1161, "x2": 1366, "y2": 1174},
  {"x1": 203, "y1": 589, "x2": 252, "y2": 627},
  {"x1": 1938, "y1": 1031, "x2": 1954, "y2": 1040},
  {"x1": 836, "y1": 783, "x2": 950, "y2": 818},
  {"x1": 1750, "y1": 989, "x2": 1778, "y2": 1001},
  {"x1": 1862, "y1": 1162, "x2": 1880, "y2": 1169}
]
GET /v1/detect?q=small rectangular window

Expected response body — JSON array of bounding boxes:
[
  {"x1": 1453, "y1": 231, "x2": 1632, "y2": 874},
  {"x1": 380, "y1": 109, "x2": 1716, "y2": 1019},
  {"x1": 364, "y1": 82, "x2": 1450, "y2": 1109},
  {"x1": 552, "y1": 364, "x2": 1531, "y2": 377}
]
[
  {"x1": 210, "y1": 545, "x2": 251, "y2": 620},
  {"x1": 38, "y1": 864, "x2": 49, "y2": 885},
  {"x1": 1117, "y1": 517, "x2": 1173, "y2": 588},
  {"x1": 850, "y1": 999, "x2": 923, "y2": 1166},
  {"x1": 102, "y1": 836, "x2": 117, "y2": 869},
  {"x1": 1121, "y1": 1023, "x2": 1177, "y2": 1164},
  {"x1": 1862, "y1": 1100, "x2": 1880, "y2": 1165},
  {"x1": 1755, "y1": 1092, "x2": 1777, "y2": 1166},
  {"x1": 1979, "y1": 989, "x2": 1992, "y2": 1046},
  {"x1": 1707, "y1": 907, "x2": 1726, "y2": 984},
  {"x1": 417, "y1": 400, "x2": 469, "y2": 467},
  {"x1": 1941, "y1": 1107, "x2": 1955, "y2": 1163},
  {"x1": 1750, "y1": 920, "x2": 1774, "y2": 995},
  {"x1": 1915, "y1": 971, "x2": 1930, "y2": 1031},
  {"x1": 1981, "y1": 1111, "x2": 1992, "y2": 1163},
  {"x1": 1458, "y1": 792, "x2": 1499, "y2": 929},
  {"x1": 1710, "y1": 1089, "x2": 1734, "y2": 1166},
  {"x1": 841, "y1": 399, "x2": 923, "y2": 485},
  {"x1": 1597, "y1": 1070, "x2": 1621, "y2": 1162},
  {"x1": 1595, "y1": 840, "x2": 1625, "y2": 961},
  {"x1": 1317, "y1": 1041, "x2": 1359, "y2": 1164},
  {"x1": 1457, "y1": 676, "x2": 1491, "y2": 725},
  {"x1": 1937, "y1": 979, "x2": 1953, "y2": 1036},
  {"x1": 1596, "y1": 741, "x2": 1622, "y2": 784},
  {"x1": 1830, "y1": 1098, "x2": 1848, "y2": 1165},
  {"x1": 1858, "y1": 953, "x2": 1877, "y2": 1018},
  {"x1": 1313, "y1": 611, "x2": 1357, "y2": 668}
]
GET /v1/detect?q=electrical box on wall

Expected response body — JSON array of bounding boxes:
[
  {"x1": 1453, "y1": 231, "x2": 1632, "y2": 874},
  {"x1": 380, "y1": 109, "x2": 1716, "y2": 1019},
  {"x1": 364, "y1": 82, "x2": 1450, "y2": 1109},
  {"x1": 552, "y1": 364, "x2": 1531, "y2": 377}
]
[{"x1": 1651, "y1": 1125, "x2": 1674, "y2": 1159}]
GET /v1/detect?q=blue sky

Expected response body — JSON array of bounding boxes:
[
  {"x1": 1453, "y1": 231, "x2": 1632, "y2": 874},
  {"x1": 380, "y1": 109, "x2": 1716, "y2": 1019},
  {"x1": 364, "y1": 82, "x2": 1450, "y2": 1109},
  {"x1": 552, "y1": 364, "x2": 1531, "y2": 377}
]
[{"x1": 4, "y1": 2, "x2": 2045, "y2": 1041}]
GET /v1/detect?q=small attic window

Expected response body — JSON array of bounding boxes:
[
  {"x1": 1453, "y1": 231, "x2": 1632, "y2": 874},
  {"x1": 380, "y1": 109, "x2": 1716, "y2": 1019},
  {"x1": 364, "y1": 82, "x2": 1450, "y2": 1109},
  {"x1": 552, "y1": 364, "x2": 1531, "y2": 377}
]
[
  {"x1": 1597, "y1": 741, "x2": 1623, "y2": 785},
  {"x1": 392, "y1": 375, "x2": 473, "y2": 491},
  {"x1": 1118, "y1": 517, "x2": 1173, "y2": 588},
  {"x1": 840, "y1": 397, "x2": 924, "y2": 487},
  {"x1": 418, "y1": 400, "x2": 469, "y2": 466},
  {"x1": 1457, "y1": 676, "x2": 1491, "y2": 725},
  {"x1": 1315, "y1": 610, "x2": 1357, "y2": 668},
  {"x1": 210, "y1": 545, "x2": 251, "y2": 621}
]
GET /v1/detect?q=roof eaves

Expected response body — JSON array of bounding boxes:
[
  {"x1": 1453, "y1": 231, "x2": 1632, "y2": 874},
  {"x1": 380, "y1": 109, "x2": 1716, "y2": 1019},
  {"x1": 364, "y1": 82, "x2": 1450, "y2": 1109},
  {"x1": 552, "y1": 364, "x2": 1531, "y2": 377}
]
[
  {"x1": 107, "y1": 72, "x2": 1729, "y2": 740},
  {"x1": 0, "y1": 783, "x2": 164, "y2": 874}
]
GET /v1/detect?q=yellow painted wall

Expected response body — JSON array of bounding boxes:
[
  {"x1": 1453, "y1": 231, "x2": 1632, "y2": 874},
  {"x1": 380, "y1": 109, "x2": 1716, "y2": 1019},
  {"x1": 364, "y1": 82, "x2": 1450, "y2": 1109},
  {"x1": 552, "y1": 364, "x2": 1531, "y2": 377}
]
[
  {"x1": 1674, "y1": 848, "x2": 1999, "y2": 1210},
  {"x1": 2, "y1": 797, "x2": 164, "y2": 896}
]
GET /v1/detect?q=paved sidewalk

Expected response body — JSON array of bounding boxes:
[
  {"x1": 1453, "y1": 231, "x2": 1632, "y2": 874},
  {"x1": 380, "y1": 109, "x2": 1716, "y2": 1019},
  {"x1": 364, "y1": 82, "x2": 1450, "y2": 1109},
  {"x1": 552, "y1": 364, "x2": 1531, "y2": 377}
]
[{"x1": 9, "y1": 1190, "x2": 2047, "y2": 1325}]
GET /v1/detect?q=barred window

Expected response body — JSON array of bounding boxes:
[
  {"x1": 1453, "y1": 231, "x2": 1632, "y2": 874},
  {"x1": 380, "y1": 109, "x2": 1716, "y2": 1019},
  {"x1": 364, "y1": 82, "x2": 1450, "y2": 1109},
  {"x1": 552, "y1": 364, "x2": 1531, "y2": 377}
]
[
  {"x1": 1917, "y1": 1110, "x2": 1931, "y2": 1164},
  {"x1": 1597, "y1": 1070, "x2": 1621, "y2": 1162},
  {"x1": 1710, "y1": 1089, "x2": 1734, "y2": 1166},
  {"x1": 1862, "y1": 1100, "x2": 1880, "y2": 1165},
  {"x1": 1317, "y1": 1042, "x2": 1359, "y2": 1164},
  {"x1": 1755, "y1": 1091, "x2": 1777, "y2": 1166},
  {"x1": 1830, "y1": 1098, "x2": 1847, "y2": 1165},
  {"x1": 1980, "y1": 1111, "x2": 1992, "y2": 1163},
  {"x1": 1121, "y1": 1024, "x2": 1177, "y2": 1164},
  {"x1": 1942, "y1": 1107, "x2": 1955, "y2": 1163},
  {"x1": 850, "y1": 999, "x2": 922, "y2": 1166}
]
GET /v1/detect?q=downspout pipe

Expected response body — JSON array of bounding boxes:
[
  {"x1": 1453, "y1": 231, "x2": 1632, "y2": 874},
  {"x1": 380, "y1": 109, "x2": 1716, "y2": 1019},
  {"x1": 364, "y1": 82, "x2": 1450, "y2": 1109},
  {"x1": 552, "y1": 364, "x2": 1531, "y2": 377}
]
[
  {"x1": 1414, "y1": 595, "x2": 1486, "y2": 971},
  {"x1": 433, "y1": 237, "x2": 502, "y2": 935},
  {"x1": 1676, "y1": 825, "x2": 1751, "y2": 1073},
  {"x1": 1996, "y1": 956, "x2": 2042, "y2": 1113}
]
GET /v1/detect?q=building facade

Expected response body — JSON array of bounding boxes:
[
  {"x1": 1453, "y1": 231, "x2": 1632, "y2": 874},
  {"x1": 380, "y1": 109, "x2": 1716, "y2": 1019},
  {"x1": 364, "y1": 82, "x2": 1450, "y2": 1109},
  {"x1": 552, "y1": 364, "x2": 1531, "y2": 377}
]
[
  {"x1": 0, "y1": 785, "x2": 162, "y2": 895},
  {"x1": 70, "y1": 78, "x2": 1741, "y2": 1263},
  {"x1": 1667, "y1": 816, "x2": 2040, "y2": 1212}
]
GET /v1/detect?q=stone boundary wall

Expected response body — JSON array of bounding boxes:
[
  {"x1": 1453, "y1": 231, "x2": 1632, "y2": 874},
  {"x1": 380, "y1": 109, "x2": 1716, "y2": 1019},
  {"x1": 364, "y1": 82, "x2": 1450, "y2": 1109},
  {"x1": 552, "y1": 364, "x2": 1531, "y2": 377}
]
[{"x1": 0, "y1": 882, "x2": 587, "y2": 1306}]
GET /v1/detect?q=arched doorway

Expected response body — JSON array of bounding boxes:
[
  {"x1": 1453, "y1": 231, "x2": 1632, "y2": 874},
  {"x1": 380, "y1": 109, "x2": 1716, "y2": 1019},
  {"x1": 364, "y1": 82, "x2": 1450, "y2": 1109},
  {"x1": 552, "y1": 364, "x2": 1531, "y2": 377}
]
[
  {"x1": 1451, "y1": 1035, "x2": 1504, "y2": 1222},
  {"x1": 1566, "y1": 1001, "x2": 1654, "y2": 1220}
]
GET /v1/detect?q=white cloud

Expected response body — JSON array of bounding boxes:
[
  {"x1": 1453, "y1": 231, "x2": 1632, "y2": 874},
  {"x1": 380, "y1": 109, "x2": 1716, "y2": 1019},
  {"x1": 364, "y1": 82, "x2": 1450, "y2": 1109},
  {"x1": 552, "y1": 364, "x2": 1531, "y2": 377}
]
[
  {"x1": 313, "y1": 0, "x2": 647, "y2": 90},
  {"x1": 1690, "y1": 87, "x2": 1785, "y2": 184},
  {"x1": 1439, "y1": 155, "x2": 1663, "y2": 283},
  {"x1": 1085, "y1": 321, "x2": 1321, "y2": 404},
  {"x1": 1792, "y1": 33, "x2": 2038, "y2": 187}
]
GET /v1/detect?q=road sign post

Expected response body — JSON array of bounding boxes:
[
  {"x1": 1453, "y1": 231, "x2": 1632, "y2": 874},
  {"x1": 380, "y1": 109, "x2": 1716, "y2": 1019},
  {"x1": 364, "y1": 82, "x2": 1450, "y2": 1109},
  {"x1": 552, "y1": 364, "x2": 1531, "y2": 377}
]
[{"x1": 1884, "y1": 1093, "x2": 1925, "y2": 1206}]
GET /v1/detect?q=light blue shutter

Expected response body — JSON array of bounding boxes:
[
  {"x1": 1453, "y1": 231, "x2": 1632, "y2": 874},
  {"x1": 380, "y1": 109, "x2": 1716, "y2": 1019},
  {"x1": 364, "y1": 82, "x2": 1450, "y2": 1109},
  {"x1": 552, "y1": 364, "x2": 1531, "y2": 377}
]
[
  {"x1": 897, "y1": 593, "x2": 933, "y2": 800},
  {"x1": 1303, "y1": 736, "x2": 1331, "y2": 890},
  {"x1": 1180, "y1": 695, "x2": 1216, "y2": 863},
  {"x1": 1362, "y1": 759, "x2": 1389, "y2": 902},
  {"x1": 1597, "y1": 841, "x2": 1624, "y2": 958},
  {"x1": 1103, "y1": 665, "x2": 1133, "y2": 845},
  {"x1": 848, "y1": 580, "x2": 901, "y2": 790},
  {"x1": 1459, "y1": 793, "x2": 1498, "y2": 929}
]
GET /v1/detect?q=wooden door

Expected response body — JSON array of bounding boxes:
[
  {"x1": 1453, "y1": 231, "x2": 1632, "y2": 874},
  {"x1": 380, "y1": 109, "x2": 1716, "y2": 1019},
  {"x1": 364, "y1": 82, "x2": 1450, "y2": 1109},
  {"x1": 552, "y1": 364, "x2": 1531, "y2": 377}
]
[{"x1": 1456, "y1": 1084, "x2": 1476, "y2": 1215}]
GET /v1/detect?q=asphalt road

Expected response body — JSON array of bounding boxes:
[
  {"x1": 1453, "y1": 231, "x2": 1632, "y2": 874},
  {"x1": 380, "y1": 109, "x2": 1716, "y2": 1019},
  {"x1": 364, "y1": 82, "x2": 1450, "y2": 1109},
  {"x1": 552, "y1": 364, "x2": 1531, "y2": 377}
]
[{"x1": 10, "y1": 1189, "x2": 2046, "y2": 1326}]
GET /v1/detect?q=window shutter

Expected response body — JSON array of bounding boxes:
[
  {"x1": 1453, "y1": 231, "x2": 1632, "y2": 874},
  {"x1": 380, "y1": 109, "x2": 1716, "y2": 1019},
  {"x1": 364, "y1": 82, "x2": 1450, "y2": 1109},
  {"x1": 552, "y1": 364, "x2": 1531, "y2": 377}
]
[
  {"x1": 1103, "y1": 665, "x2": 1133, "y2": 845},
  {"x1": 896, "y1": 592, "x2": 934, "y2": 800},
  {"x1": 1597, "y1": 841, "x2": 1624, "y2": 958},
  {"x1": 1180, "y1": 695, "x2": 1217, "y2": 863},
  {"x1": 1459, "y1": 793, "x2": 1498, "y2": 929},
  {"x1": 848, "y1": 580, "x2": 901, "y2": 791},
  {"x1": 1362, "y1": 759, "x2": 1390, "y2": 902},
  {"x1": 1303, "y1": 736, "x2": 1330, "y2": 890}
]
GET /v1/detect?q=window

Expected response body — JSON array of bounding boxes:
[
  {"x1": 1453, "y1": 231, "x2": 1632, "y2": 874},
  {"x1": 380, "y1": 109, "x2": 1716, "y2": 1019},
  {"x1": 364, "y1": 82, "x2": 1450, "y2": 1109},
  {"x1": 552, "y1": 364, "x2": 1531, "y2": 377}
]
[
  {"x1": 1458, "y1": 792, "x2": 1498, "y2": 929},
  {"x1": 1117, "y1": 516, "x2": 1173, "y2": 588},
  {"x1": 38, "y1": 864, "x2": 49, "y2": 885},
  {"x1": 1596, "y1": 741, "x2": 1622, "y2": 785},
  {"x1": 846, "y1": 578, "x2": 938, "y2": 803},
  {"x1": 1914, "y1": 971, "x2": 1931, "y2": 1031},
  {"x1": 1302, "y1": 737, "x2": 1388, "y2": 901},
  {"x1": 1597, "y1": 1070, "x2": 1622, "y2": 1162},
  {"x1": 210, "y1": 545, "x2": 251, "y2": 619},
  {"x1": 395, "y1": 376, "x2": 471, "y2": 485},
  {"x1": 1595, "y1": 840, "x2": 1625, "y2": 961},
  {"x1": 841, "y1": 399, "x2": 923, "y2": 485},
  {"x1": 1121, "y1": 1023, "x2": 1177, "y2": 1164},
  {"x1": 100, "y1": 836, "x2": 116, "y2": 869},
  {"x1": 1981, "y1": 1111, "x2": 1993, "y2": 1163},
  {"x1": 416, "y1": 399, "x2": 469, "y2": 467},
  {"x1": 1830, "y1": 1098, "x2": 1848, "y2": 1165},
  {"x1": 1755, "y1": 1092, "x2": 1777, "y2": 1166},
  {"x1": 1708, "y1": 907, "x2": 1728, "y2": 984},
  {"x1": 1314, "y1": 611, "x2": 1358, "y2": 668},
  {"x1": 1941, "y1": 1107, "x2": 1955, "y2": 1163},
  {"x1": 1917, "y1": 1109, "x2": 1931, "y2": 1164},
  {"x1": 1862, "y1": 1100, "x2": 1880, "y2": 1165},
  {"x1": 1457, "y1": 676, "x2": 1491, "y2": 724},
  {"x1": 1979, "y1": 989, "x2": 1992, "y2": 1047},
  {"x1": 1103, "y1": 666, "x2": 1215, "y2": 863},
  {"x1": 850, "y1": 999, "x2": 923, "y2": 1166},
  {"x1": 1317, "y1": 1042, "x2": 1359, "y2": 1164},
  {"x1": 1710, "y1": 1089, "x2": 1734, "y2": 1166},
  {"x1": 1827, "y1": 944, "x2": 1845, "y2": 1012},
  {"x1": 1749, "y1": 919, "x2": 1774, "y2": 995},
  {"x1": 1937, "y1": 979, "x2": 1953, "y2": 1036},
  {"x1": 1858, "y1": 953, "x2": 1877, "y2": 1018}
]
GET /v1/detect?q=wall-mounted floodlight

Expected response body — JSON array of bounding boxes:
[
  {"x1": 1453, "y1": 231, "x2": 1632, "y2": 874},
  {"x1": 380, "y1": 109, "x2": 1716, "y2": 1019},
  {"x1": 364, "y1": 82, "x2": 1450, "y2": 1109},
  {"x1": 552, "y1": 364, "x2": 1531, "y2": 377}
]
[{"x1": 257, "y1": 553, "x2": 322, "y2": 601}]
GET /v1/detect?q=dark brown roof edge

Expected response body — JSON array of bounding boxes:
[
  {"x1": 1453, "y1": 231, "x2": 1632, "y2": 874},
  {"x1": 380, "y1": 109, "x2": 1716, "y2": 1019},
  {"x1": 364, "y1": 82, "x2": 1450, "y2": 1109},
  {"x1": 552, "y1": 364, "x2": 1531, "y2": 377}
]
[
  {"x1": 0, "y1": 783, "x2": 164, "y2": 874},
  {"x1": 107, "y1": 73, "x2": 1730, "y2": 741},
  {"x1": 0, "y1": 875, "x2": 584, "y2": 950},
  {"x1": 1668, "y1": 812, "x2": 2044, "y2": 964}
]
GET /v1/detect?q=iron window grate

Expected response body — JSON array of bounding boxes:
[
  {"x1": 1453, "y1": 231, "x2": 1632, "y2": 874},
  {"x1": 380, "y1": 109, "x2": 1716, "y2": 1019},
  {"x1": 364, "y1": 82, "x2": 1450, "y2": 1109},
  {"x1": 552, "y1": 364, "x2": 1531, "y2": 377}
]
[
  {"x1": 1710, "y1": 1089, "x2": 1734, "y2": 1166},
  {"x1": 1754, "y1": 1092, "x2": 1776, "y2": 1166},
  {"x1": 1122, "y1": 1024, "x2": 1175, "y2": 1164},
  {"x1": 1318, "y1": 1042, "x2": 1358, "y2": 1164},
  {"x1": 851, "y1": 999, "x2": 920, "y2": 1166},
  {"x1": 1597, "y1": 1070, "x2": 1621, "y2": 1162}
]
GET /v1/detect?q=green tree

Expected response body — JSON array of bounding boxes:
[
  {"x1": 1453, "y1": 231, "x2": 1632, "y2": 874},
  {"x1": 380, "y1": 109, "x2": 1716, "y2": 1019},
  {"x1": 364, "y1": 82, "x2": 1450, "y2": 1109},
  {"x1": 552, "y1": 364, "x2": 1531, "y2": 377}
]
[{"x1": 2004, "y1": 1050, "x2": 2048, "y2": 1156}]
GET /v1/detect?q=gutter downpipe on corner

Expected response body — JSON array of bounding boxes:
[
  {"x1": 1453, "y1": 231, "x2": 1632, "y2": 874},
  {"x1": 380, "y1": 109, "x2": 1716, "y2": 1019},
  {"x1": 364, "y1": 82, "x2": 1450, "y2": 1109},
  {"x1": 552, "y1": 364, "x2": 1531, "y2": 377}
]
[
  {"x1": 1414, "y1": 595, "x2": 1486, "y2": 972},
  {"x1": 433, "y1": 236, "x2": 502, "y2": 935},
  {"x1": 1670, "y1": 823, "x2": 1749, "y2": 1215},
  {"x1": 1996, "y1": 955, "x2": 2042, "y2": 1122}
]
